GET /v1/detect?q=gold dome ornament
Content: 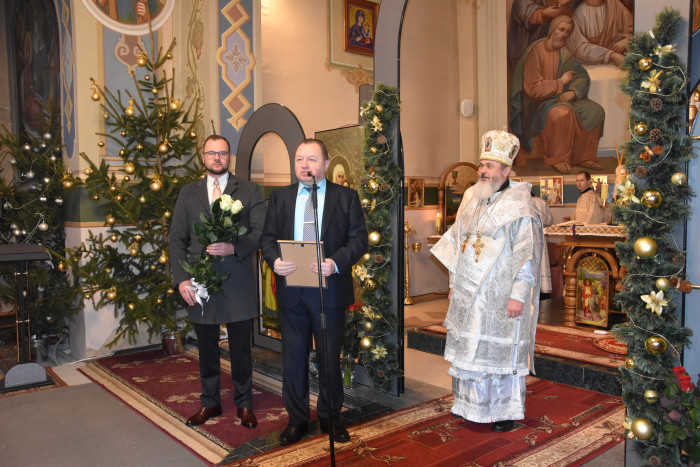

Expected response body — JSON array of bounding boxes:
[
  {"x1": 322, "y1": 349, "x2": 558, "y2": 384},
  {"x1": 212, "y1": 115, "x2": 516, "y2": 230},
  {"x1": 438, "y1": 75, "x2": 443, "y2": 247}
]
[
  {"x1": 638, "y1": 57, "x2": 653, "y2": 71},
  {"x1": 152, "y1": 87, "x2": 159, "y2": 94},
  {"x1": 645, "y1": 335, "x2": 667, "y2": 354},
  {"x1": 137, "y1": 53, "x2": 147, "y2": 66},
  {"x1": 144, "y1": 74, "x2": 150, "y2": 81},
  {"x1": 644, "y1": 389, "x2": 659, "y2": 403},
  {"x1": 641, "y1": 189, "x2": 663, "y2": 208},
  {"x1": 630, "y1": 418, "x2": 653, "y2": 440},
  {"x1": 123, "y1": 176, "x2": 130, "y2": 182},
  {"x1": 360, "y1": 336, "x2": 373, "y2": 349},
  {"x1": 57, "y1": 261, "x2": 66, "y2": 272},
  {"x1": 633, "y1": 122, "x2": 649, "y2": 136},
  {"x1": 124, "y1": 162, "x2": 135, "y2": 174},
  {"x1": 367, "y1": 179, "x2": 380, "y2": 193},
  {"x1": 166, "y1": 288, "x2": 175, "y2": 295},
  {"x1": 624, "y1": 357, "x2": 635, "y2": 369},
  {"x1": 671, "y1": 172, "x2": 687, "y2": 186},
  {"x1": 368, "y1": 231, "x2": 382, "y2": 245},
  {"x1": 655, "y1": 277, "x2": 671, "y2": 291},
  {"x1": 634, "y1": 237, "x2": 657, "y2": 257},
  {"x1": 106, "y1": 215, "x2": 116, "y2": 226},
  {"x1": 125, "y1": 98, "x2": 135, "y2": 117}
]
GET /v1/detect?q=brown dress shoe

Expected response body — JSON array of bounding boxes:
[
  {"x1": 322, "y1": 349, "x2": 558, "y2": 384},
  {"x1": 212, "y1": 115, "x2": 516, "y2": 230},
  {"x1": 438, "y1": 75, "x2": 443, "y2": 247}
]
[
  {"x1": 237, "y1": 407, "x2": 257, "y2": 428},
  {"x1": 186, "y1": 404, "x2": 222, "y2": 426}
]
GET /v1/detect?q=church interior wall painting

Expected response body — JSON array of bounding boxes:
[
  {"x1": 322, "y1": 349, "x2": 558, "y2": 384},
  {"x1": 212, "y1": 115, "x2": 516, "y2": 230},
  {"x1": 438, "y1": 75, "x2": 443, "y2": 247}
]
[
  {"x1": 507, "y1": 0, "x2": 634, "y2": 185},
  {"x1": 328, "y1": 0, "x2": 376, "y2": 73},
  {"x1": 344, "y1": 0, "x2": 378, "y2": 56},
  {"x1": 80, "y1": 0, "x2": 175, "y2": 35}
]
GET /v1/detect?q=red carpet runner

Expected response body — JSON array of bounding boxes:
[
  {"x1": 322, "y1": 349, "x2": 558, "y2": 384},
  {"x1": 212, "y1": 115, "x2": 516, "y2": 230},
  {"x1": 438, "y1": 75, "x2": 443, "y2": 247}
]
[
  {"x1": 80, "y1": 348, "x2": 314, "y2": 465},
  {"x1": 230, "y1": 377, "x2": 625, "y2": 466}
]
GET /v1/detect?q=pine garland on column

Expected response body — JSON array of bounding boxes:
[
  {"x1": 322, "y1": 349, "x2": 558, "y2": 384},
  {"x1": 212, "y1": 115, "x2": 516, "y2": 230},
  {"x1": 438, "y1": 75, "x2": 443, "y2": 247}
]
[{"x1": 613, "y1": 8, "x2": 697, "y2": 466}]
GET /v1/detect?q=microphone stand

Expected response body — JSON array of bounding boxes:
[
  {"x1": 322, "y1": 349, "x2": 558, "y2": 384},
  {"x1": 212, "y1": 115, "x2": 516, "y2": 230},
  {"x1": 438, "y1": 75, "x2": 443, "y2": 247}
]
[{"x1": 310, "y1": 174, "x2": 336, "y2": 464}]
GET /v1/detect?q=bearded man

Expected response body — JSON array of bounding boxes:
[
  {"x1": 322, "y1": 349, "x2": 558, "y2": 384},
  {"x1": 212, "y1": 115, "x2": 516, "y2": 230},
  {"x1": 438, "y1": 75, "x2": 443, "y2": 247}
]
[{"x1": 432, "y1": 130, "x2": 544, "y2": 433}]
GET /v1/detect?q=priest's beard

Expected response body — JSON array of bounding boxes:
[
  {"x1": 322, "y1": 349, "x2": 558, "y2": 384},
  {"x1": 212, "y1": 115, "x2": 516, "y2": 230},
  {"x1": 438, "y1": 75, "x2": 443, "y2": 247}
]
[{"x1": 472, "y1": 177, "x2": 500, "y2": 200}]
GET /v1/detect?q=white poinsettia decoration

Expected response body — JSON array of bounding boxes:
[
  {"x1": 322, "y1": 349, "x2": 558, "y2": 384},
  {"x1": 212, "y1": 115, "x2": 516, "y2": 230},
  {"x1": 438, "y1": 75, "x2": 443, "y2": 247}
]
[{"x1": 641, "y1": 290, "x2": 670, "y2": 315}]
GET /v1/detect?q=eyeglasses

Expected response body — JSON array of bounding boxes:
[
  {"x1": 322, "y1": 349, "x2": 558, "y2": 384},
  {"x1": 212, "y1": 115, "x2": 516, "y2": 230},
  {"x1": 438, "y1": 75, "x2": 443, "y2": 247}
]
[{"x1": 203, "y1": 151, "x2": 230, "y2": 158}]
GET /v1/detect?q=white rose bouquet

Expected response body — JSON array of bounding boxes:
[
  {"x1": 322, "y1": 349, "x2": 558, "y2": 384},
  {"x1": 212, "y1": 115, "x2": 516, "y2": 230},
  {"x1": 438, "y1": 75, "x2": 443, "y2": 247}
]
[{"x1": 181, "y1": 194, "x2": 246, "y2": 307}]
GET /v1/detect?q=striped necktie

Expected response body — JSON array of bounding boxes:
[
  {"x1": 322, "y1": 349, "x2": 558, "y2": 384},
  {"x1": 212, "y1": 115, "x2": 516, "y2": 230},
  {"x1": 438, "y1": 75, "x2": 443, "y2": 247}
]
[
  {"x1": 303, "y1": 187, "x2": 315, "y2": 240},
  {"x1": 212, "y1": 179, "x2": 222, "y2": 203}
]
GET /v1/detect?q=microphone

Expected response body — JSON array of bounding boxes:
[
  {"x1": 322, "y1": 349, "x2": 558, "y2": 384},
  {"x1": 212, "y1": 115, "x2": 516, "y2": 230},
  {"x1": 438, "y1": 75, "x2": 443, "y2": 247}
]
[{"x1": 306, "y1": 171, "x2": 314, "y2": 180}]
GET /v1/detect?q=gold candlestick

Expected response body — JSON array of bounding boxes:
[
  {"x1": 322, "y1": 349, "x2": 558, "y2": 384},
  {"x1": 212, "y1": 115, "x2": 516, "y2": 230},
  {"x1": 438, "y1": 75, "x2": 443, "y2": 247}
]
[{"x1": 404, "y1": 220, "x2": 420, "y2": 305}]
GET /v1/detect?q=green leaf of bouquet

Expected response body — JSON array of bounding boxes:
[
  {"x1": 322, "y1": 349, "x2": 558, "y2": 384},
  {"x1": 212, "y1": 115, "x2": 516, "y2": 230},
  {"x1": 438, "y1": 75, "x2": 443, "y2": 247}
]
[{"x1": 689, "y1": 407, "x2": 699, "y2": 425}]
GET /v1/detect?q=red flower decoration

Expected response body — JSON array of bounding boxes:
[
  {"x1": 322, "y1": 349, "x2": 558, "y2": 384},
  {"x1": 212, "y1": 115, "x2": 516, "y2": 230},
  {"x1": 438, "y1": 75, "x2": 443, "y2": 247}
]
[{"x1": 673, "y1": 366, "x2": 686, "y2": 378}]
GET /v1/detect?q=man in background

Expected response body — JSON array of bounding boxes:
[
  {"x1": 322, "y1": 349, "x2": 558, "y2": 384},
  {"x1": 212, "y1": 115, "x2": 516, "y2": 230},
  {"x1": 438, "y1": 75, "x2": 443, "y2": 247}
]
[{"x1": 564, "y1": 171, "x2": 605, "y2": 224}]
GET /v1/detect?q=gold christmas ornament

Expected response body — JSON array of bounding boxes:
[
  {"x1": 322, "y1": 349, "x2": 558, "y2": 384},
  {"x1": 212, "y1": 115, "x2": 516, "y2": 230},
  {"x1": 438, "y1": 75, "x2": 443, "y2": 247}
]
[
  {"x1": 641, "y1": 189, "x2": 663, "y2": 208},
  {"x1": 106, "y1": 290, "x2": 117, "y2": 301},
  {"x1": 368, "y1": 231, "x2": 381, "y2": 245},
  {"x1": 166, "y1": 288, "x2": 175, "y2": 295},
  {"x1": 38, "y1": 222, "x2": 48, "y2": 231},
  {"x1": 374, "y1": 104, "x2": 383, "y2": 113},
  {"x1": 125, "y1": 98, "x2": 135, "y2": 117},
  {"x1": 133, "y1": 234, "x2": 143, "y2": 243},
  {"x1": 364, "y1": 321, "x2": 374, "y2": 331},
  {"x1": 367, "y1": 179, "x2": 380, "y2": 193},
  {"x1": 365, "y1": 278, "x2": 377, "y2": 290},
  {"x1": 109, "y1": 185, "x2": 117, "y2": 192},
  {"x1": 152, "y1": 87, "x2": 159, "y2": 94},
  {"x1": 169, "y1": 99, "x2": 181, "y2": 111},
  {"x1": 150, "y1": 179, "x2": 162, "y2": 192},
  {"x1": 163, "y1": 210, "x2": 172, "y2": 219},
  {"x1": 158, "y1": 252, "x2": 168, "y2": 264},
  {"x1": 84, "y1": 167, "x2": 92, "y2": 176},
  {"x1": 129, "y1": 247, "x2": 139, "y2": 257},
  {"x1": 150, "y1": 264, "x2": 157, "y2": 271},
  {"x1": 166, "y1": 52, "x2": 173, "y2": 59},
  {"x1": 144, "y1": 74, "x2": 151, "y2": 81},
  {"x1": 123, "y1": 176, "x2": 130, "y2": 182},
  {"x1": 115, "y1": 194, "x2": 123, "y2": 202},
  {"x1": 360, "y1": 336, "x2": 372, "y2": 349},
  {"x1": 119, "y1": 149, "x2": 126, "y2": 157},
  {"x1": 189, "y1": 130, "x2": 197, "y2": 139},
  {"x1": 136, "y1": 143, "x2": 144, "y2": 151},
  {"x1": 645, "y1": 335, "x2": 667, "y2": 354},
  {"x1": 91, "y1": 88, "x2": 100, "y2": 101},
  {"x1": 83, "y1": 292, "x2": 92, "y2": 300},
  {"x1": 633, "y1": 122, "x2": 649, "y2": 136},
  {"x1": 124, "y1": 162, "x2": 135, "y2": 174},
  {"x1": 127, "y1": 303, "x2": 135, "y2": 311},
  {"x1": 630, "y1": 418, "x2": 653, "y2": 440},
  {"x1": 120, "y1": 130, "x2": 127, "y2": 137},
  {"x1": 644, "y1": 389, "x2": 659, "y2": 403},
  {"x1": 624, "y1": 357, "x2": 635, "y2": 369},
  {"x1": 655, "y1": 277, "x2": 671, "y2": 291},
  {"x1": 156, "y1": 297, "x2": 163, "y2": 305},
  {"x1": 110, "y1": 234, "x2": 119, "y2": 242},
  {"x1": 106, "y1": 215, "x2": 116, "y2": 226},
  {"x1": 97, "y1": 141, "x2": 105, "y2": 148},
  {"x1": 361, "y1": 198, "x2": 370, "y2": 207},
  {"x1": 139, "y1": 195, "x2": 146, "y2": 203},
  {"x1": 369, "y1": 146, "x2": 378, "y2": 155},
  {"x1": 57, "y1": 261, "x2": 66, "y2": 272},
  {"x1": 638, "y1": 57, "x2": 653, "y2": 71},
  {"x1": 362, "y1": 252, "x2": 372, "y2": 261},
  {"x1": 137, "y1": 53, "x2": 147, "y2": 66},
  {"x1": 158, "y1": 140, "x2": 169, "y2": 153},
  {"x1": 671, "y1": 172, "x2": 687, "y2": 186},
  {"x1": 634, "y1": 237, "x2": 657, "y2": 257},
  {"x1": 62, "y1": 179, "x2": 73, "y2": 189}
]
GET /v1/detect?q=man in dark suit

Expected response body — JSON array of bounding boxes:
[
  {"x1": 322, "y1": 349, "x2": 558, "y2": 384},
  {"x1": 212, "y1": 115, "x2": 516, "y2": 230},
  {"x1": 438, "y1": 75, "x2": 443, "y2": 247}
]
[
  {"x1": 260, "y1": 138, "x2": 368, "y2": 446},
  {"x1": 170, "y1": 134, "x2": 265, "y2": 429}
]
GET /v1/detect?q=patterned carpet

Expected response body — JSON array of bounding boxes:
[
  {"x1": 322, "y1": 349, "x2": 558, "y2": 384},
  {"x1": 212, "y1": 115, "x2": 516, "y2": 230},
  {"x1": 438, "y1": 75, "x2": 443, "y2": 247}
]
[
  {"x1": 228, "y1": 377, "x2": 625, "y2": 466},
  {"x1": 80, "y1": 348, "x2": 318, "y2": 465}
]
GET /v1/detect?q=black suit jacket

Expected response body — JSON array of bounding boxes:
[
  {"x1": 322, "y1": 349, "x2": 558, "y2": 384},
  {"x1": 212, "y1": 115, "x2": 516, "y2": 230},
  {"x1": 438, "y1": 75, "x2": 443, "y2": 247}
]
[
  {"x1": 170, "y1": 173, "x2": 266, "y2": 324},
  {"x1": 260, "y1": 180, "x2": 368, "y2": 309}
]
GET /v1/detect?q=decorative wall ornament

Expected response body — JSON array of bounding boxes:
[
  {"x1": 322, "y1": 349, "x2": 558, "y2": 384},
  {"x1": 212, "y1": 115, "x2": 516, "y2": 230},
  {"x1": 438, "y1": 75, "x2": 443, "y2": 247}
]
[
  {"x1": 216, "y1": 0, "x2": 255, "y2": 131},
  {"x1": 325, "y1": 62, "x2": 374, "y2": 91},
  {"x1": 114, "y1": 34, "x2": 147, "y2": 76}
]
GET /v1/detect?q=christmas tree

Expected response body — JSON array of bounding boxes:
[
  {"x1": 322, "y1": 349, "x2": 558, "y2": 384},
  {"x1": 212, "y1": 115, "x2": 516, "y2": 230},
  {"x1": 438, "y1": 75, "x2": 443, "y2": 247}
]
[
  {"x1": 0, "y1": 104, "x2": 80, "y2": 337},
  {"x1": 67, "y1": 38, "x2": 204, "y2": 347},
  {"x1": 613, "y1": 9, "x2": 696, "y2": 466}
]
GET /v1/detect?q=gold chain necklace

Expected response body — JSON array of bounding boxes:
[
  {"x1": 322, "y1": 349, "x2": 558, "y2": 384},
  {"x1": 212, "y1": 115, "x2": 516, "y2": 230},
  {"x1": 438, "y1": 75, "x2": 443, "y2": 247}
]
[{"x1": 460, "y1": 188, "x2": 508, "y2": 263}]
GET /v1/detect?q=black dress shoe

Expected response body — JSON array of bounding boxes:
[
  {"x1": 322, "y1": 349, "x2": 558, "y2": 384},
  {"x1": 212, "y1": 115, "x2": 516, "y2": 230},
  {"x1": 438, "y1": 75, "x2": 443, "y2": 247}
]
[
  {"x1": 279, "y1": 422, "x2": 308, "y2": 446},
  {"x1": 491, "y1": 420, "x2": 515, "y2": 432},
  {"x1": 237, "y1": 407, "x2": 257, "y2": 428},
  {"x1": 186, "y1": 404, "x2": 222, "y2": 426},
  {"x1": 319, "y1": 419, "x2": 351, "y2": 443}
]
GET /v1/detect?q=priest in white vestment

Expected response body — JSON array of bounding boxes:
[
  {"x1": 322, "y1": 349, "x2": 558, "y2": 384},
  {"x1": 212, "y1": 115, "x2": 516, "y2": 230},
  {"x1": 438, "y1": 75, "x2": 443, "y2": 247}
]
[{"x1": 432, "y1": 130, "x2": 544, "y2": 433}]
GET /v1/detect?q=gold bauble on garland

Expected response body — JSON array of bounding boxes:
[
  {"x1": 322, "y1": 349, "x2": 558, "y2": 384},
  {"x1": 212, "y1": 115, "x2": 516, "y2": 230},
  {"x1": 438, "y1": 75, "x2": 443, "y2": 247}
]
[
  {"x1": 362, "y1": 252, "x2": 371, "y2": 261},
  {"x1": 360, "y1": 336, "x2": 372, "y2": 349},
  {"x1": 671, "y1": 172, "x2": 687, "y2": 186},
  {"x1": 374, "y1": 104, "x2": 383, "y2": 113},
  {"x1": 634, "y1": 122, "x2": 649, "y2": 135},
  {"x1": 369, "y1": 146, "x2": 378, "y2": 155},
  {"x1": 624, "y1": 357, "x2": 635, "y2": 369},
  {"x1": 638, "y1": 57, "x2": 653, "y2": 70},
  {"x1": 644, "y1": 389, "x2": 659, "y2": 403},
  {"x1": 364, "y1": 278, "x2": 377, "y2": 290},
  {"x1": 655, "y1": 277, "x2": 671, "y2": 291},
  {"x1": 634, "y1": 237, "x2": 657, "y2": 257},
  {"x1": 367, "y1": 179, "x2": 380, "y2": 193},
  {"x1": 630, "y1": 418, "x2": 653, "y2": 440},
  {"x1": 361, "y1": 198, "x2": 370, "y2": 207},
  {"x1": 641, "y1": 189, "x2": 663, "y2": 208},
  {"x1": 645, "y1": 335, "x2": 668, "y2": 354},
  {"x1": 368, "y1": 231, "x2": 382, "y2": 245},
  {"x1": 364, "y1": 321, "x2": 374, "y2": 331}
]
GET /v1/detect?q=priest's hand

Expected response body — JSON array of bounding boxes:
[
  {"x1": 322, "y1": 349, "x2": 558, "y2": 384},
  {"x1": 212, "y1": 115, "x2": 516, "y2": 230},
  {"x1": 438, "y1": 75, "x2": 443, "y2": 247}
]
[
  {"x1": 507, "y1": 299, "x2": 524, "y2": 318},
  {"x1": 206, "y1": 242, "x2": 234, "y2": 256}
]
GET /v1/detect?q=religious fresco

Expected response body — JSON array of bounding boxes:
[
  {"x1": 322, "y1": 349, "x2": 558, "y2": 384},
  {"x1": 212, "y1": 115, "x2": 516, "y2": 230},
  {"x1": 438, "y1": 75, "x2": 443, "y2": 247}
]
[
  {"x1": 507, "y1": 0, "x2": 634, "y2": 177},
  {"x1": 81, "y1": 0, "x2": 175, "y2": 35}
]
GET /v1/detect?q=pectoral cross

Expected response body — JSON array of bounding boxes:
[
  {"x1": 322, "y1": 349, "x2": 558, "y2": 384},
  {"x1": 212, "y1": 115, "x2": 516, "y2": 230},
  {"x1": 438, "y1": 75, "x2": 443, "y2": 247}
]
[{"x1": 473, "y1": 232, "x2": 485, "y2": 262}]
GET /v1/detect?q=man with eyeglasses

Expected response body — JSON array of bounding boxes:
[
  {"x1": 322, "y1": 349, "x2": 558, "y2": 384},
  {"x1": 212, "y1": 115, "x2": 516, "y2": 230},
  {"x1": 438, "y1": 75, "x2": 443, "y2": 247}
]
[{"x1": 170, "y1": 134, "x2": 266, "y2": 429}]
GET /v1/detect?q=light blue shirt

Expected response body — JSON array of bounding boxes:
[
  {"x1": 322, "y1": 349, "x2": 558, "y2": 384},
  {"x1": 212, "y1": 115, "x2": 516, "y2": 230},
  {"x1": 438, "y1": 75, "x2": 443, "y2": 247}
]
[{"x1": 294, "y1": 178, "x2": 326, "y2": 241}]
